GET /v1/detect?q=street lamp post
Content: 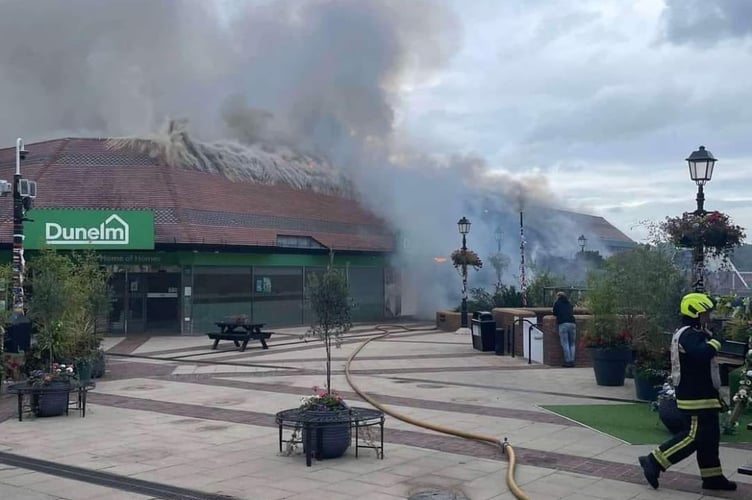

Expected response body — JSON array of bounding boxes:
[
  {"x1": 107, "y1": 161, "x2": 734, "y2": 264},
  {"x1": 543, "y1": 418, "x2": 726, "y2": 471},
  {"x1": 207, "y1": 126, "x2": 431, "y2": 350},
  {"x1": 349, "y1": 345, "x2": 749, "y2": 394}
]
[
  {"x1": 578, "y1": 234, "x2": 587, "y2": 254},
  {"x1": 457, "y1": 217, "x2": 471, "y2": 329},
  {"x1": 686, "y1": 145, "x2": 716, "y2": 292},
  {"x1": 12, "y1": 139, "x2": 28, "y2": 319},
  {"x1": 494, "y1": 226, "x2": 503, "y2": 291}
]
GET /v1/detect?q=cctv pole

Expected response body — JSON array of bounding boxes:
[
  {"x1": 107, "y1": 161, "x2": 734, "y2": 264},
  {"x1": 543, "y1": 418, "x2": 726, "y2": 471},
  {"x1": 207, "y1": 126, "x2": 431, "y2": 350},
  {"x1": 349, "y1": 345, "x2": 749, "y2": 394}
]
[{"x1": 11, "y1": 138, "x2": 25, "y2": 318}]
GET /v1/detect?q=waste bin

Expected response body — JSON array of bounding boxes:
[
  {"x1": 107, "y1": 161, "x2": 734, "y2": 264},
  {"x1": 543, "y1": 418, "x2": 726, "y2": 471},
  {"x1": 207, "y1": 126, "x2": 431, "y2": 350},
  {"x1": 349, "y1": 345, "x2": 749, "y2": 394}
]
[
  {"x1": 471, "y1": 311, "x2": 496, "y2": 352},
  {"x1": 3, "y1": 319, "x2": 32, "y2": 353},
  {"x1": 494, "y1": 328, "x2": 505, "y2": 355}
]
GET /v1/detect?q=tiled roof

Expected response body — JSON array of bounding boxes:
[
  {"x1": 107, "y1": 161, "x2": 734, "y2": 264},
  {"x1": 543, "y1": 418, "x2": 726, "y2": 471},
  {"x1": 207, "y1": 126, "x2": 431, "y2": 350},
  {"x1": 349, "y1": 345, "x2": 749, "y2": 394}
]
[
  {"x1": 549, "y1": 209, "x2": 635, "y2": 246},
  {"x1": 0, "y1": 138, "x2": 394, "y2": 252}
]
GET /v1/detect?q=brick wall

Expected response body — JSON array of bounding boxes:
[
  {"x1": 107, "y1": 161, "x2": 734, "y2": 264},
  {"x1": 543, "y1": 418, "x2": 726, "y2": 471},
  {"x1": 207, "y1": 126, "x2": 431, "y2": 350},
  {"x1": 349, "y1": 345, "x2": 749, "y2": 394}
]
[
  {"x1": 436, "y1": 307, "x2": 597, "y2": 368},
  {"x1": 436, "y1": 310, "x2": 461, "y2": 331}
]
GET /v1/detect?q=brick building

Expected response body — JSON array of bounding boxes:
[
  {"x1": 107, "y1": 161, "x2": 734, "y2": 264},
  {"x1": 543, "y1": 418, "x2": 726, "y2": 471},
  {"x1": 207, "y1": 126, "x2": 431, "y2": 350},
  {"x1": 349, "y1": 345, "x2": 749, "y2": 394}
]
[{"x1": 0, "y1": 138, "x2": 394, "y2": 334}]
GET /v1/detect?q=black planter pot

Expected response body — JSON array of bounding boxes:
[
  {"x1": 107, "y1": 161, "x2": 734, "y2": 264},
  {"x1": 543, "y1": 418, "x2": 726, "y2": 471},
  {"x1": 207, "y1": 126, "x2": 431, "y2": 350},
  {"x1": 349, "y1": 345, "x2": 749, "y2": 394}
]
[
  {"x1": 658, "y1": 398, "x2": 685, "y2": 435},
  {"x1": 32, "y1": 381, "x2": 70, "y2": 417},
  {"x1": 92, "y1": 350, "x2": 106, "y2": 379},
  {"x1": 590, "y1": 347, "x2": 632, "y2": 387},
  {"x1": 75, "y1": 360, "x2": 93, "y2": 384},
  {"x1": 634, "y1": 373, "x2": 664, "y2": 402},
  {"x1": 302, "y1": 411, "x2": 351, "y2": 460}
]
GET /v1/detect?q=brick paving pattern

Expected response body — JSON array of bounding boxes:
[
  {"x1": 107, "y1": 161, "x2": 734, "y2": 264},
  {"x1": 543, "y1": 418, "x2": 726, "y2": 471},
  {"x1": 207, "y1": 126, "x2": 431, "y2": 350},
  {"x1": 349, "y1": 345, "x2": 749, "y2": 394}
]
[{"x1": 3, "y1": 326, "x2": 751, "y2": 499}]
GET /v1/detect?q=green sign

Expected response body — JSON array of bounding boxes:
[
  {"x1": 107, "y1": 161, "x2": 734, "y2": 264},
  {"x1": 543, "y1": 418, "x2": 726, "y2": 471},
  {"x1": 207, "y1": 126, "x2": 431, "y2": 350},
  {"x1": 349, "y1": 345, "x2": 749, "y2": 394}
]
[{"x1": 25, "y1": 209, "x2": 154, "y2": 250}]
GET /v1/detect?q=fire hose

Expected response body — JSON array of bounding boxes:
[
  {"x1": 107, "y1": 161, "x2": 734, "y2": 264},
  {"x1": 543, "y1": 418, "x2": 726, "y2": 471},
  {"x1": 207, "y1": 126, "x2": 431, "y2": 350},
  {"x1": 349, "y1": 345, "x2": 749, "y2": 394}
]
[{"x1": 344, "y1": 325, "x2": 530, "y2": 500}]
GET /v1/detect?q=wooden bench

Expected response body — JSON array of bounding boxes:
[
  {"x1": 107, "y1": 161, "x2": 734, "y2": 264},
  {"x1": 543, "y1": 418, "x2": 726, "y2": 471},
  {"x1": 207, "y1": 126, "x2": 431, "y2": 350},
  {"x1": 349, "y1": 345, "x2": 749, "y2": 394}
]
[{"x1": 206, "y1": 322, "x2": 273, "y2": 352}]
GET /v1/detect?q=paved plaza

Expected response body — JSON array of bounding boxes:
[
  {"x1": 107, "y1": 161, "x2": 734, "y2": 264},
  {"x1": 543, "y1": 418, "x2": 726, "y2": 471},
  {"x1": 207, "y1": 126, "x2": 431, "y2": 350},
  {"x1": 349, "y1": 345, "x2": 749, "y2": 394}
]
[{"x1": 1, "y1": 323, "x2": 751, "y2": 499}]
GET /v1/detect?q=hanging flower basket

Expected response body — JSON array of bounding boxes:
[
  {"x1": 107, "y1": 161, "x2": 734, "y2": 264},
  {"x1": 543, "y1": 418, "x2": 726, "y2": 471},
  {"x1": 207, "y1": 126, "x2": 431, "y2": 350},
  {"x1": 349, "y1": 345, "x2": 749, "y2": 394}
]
[
  {"x1": 660, "y1": 211, "x2": 745, "y2": 260},
  {"x1": 450, "y1": 249, "x2": 483, "y2": 271}
]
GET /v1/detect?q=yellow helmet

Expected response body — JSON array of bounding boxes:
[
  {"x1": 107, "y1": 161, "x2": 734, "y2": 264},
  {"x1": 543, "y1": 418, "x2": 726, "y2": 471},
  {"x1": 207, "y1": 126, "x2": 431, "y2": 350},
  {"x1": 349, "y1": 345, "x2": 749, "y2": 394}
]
[{"x1": 680, "y1": 293, "x2": 714, "y2": 318}]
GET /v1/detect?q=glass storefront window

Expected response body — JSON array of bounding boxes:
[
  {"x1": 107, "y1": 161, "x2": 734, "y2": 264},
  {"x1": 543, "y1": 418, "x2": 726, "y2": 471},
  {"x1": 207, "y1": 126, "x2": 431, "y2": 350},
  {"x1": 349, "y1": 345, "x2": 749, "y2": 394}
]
[
  {"x1": 348, "y1": 267, "x2": 385, "y2": 322},
  {"x1": 193, "y1": 267, "x2": 252, "y2": 332},
  {"x1": 253, "y1": 267, "x2": 303, "y2": 327}
]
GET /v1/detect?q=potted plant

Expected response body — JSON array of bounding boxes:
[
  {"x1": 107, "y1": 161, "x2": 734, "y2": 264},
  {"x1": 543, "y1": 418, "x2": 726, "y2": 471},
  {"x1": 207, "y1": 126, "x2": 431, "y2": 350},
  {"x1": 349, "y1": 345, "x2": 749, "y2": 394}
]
[
  {"x1": 632, "y1": 340, "x2": 671, "y2": 402},
  {"x1": 299, "y1": 259, "x2": 354, "y2": 460},
  {"x1": 27, "y1": 362, "x2": 77, "y2": 417},
  {"x1": 27, "y1": 250, "x2": 110, "y2": 383},
  {"x1": 584, "y1": 245, "x2": 685, "y2": 387},
  {"x1": 651, "y1": 380, "x2": 684, "y2": 435}
]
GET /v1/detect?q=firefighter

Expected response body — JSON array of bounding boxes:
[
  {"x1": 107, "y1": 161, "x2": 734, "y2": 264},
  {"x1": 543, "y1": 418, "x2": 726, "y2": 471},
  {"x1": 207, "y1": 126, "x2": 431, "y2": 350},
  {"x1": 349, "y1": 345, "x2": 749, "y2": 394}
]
[{"x1": 638, "y1": 292, "x2": 736, "y2": 491}]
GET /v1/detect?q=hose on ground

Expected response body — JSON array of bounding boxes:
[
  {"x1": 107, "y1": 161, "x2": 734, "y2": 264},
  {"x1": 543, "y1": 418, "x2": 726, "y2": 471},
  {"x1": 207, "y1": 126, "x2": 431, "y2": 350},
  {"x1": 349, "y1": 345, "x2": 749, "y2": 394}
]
[{"x1": 344, "y1": 325, "x2": 530, "y2": 500}]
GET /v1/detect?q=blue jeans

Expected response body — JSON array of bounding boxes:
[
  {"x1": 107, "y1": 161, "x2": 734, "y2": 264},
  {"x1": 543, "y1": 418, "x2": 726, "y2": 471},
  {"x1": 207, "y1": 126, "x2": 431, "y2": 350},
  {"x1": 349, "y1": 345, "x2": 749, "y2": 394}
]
[{"x1": 558, "y1": 322, "x2": 577, "y2": 363}]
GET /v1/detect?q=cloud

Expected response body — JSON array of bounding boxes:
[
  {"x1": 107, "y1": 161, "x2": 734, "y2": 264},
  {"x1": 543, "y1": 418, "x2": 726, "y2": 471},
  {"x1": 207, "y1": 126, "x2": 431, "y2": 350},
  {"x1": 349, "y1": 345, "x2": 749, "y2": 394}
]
[{"x1": 660, "y1": 0, "x2": 752, "y2": 45}]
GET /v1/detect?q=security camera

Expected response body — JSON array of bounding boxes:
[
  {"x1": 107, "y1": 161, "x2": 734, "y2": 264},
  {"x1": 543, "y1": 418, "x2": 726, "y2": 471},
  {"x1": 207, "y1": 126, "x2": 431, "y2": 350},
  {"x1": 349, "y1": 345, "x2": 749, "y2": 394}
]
[{"x1": 19, "y1": 148, "x2": 28, "y2": 160}]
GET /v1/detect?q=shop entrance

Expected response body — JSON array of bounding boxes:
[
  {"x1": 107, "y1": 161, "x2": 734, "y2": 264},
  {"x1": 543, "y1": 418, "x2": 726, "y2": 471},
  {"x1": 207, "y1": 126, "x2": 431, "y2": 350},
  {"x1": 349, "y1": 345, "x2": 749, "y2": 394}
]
[{"x1": 108, "y1": 270, "x2": 181, "y2": 334}]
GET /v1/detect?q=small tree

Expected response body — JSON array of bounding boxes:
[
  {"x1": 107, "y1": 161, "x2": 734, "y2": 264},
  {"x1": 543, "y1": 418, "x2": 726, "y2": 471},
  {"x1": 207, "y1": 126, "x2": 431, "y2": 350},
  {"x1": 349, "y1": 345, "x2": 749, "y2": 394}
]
[
  {"x1": 27, "y1": 249, "x2": 79, "y2": 369},
  {"x1": 69, "y1": 251, "x2": 111, "y2": 359},
  {"x1": 305, "y1": 261, "x2": 352, "y2": 395},
  {"x1": 26, "y1": 249, "x2": 110, "y2": 370}
]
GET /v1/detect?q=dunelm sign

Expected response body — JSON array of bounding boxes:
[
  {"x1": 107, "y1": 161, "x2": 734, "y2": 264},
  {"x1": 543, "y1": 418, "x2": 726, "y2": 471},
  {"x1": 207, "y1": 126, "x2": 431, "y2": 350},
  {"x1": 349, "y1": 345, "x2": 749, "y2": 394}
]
[{"x1": 25, "y1": 209, "x2": 154, "y2": 250}]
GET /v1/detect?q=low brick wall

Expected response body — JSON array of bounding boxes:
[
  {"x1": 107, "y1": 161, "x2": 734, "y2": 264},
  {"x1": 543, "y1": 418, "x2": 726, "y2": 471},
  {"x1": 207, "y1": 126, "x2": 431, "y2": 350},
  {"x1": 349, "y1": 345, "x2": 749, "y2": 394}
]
[
  {"x1": 436, "y1": 310, "x2": 461, "y2": 331},
  {"x1": 539, "y1": 315, "x2": 594, "y2": 367},
  {"x1": 437, "y1": 307, "x2": 597, "y2": 367}
]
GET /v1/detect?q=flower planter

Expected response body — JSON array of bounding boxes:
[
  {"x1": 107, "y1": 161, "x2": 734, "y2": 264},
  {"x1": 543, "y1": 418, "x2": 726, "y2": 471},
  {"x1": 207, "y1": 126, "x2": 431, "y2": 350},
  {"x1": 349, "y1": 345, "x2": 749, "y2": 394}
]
[
  {"x1": 657, "y1": 397, "x2": 685, "y2": 435},
  {"x1": 302, "y1": 410, "x2": 351, "y2": 460},
  {"x1": 75, "y1": 360, "x2": 93, "y2": 384},
  {"x1": 32, "y1": 381, "x2": 71, "y2": 417},
  {"x1": 634, "y1": 373, "x2": 664, "y2": 402},
  {"x1": 92, "y1": 350, "x2": 106, "y2": 378},
  {"x1": 589, "y1": 347, "x2": 632, "y2": 386}
]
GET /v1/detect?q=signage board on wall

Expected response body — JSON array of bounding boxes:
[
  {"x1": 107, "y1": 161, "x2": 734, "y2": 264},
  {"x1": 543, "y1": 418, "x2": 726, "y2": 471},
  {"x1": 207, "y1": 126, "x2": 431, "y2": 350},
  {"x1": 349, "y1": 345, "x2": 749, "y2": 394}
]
[{"x1": 25, "y1": 209, "x2": 155, "y2": 250}]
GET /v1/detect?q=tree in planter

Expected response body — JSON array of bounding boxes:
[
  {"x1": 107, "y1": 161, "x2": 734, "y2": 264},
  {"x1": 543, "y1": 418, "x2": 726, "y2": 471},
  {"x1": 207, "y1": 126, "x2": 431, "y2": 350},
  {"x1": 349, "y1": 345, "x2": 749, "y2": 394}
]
[
  {"x1": 584, "y1": 245, "x2": 686, "y2": 389},
  {"x1": 305, "y1": 262, "x2": 353, "y2": 397},
  {"x1": 26, "y1": 250, "x2": 78, "y2": 371},
  {"x1": 68, "y1": 251, "x2": 111, "y2": 378},
  {"x1": 26, "y1": 249, "x2": 110, "y2": 376}
]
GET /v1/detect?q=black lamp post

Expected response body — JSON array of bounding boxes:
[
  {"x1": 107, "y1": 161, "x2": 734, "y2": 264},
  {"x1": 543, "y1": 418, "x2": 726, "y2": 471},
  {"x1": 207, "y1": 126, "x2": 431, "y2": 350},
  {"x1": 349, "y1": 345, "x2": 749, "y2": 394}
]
[
  {"x1": 494, "y1": 226, "x2": 503, "y2": 291},
  {"x1": 686, "y1": 145, "x2": 717, "y2": 292},
  {"x1": 578, "y1": 234, "x2": 587, "y2": 254},
  {"x1": 457, "y1": 216, "x2": 471, "y2": 329},
  {"x1": 12, "y1": 138, "x2": 28, "y2": 320}
]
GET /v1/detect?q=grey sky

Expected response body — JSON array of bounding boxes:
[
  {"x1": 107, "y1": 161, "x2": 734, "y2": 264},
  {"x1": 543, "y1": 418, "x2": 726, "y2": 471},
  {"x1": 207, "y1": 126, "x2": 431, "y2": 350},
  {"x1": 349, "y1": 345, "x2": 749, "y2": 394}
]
[
  {"x1": 399, "y1": 0, "x2": 752, "y2": 240},
  {"x1": 1, "y1": 0, "x2": 750, "y2": 246}
]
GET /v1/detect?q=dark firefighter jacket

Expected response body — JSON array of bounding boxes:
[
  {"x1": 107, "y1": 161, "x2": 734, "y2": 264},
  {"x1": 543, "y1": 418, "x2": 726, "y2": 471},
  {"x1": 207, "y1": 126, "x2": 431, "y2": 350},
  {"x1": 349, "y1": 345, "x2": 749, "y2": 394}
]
[{"x1": 671, "y1": 325, "x2": 722, "y2": 411}]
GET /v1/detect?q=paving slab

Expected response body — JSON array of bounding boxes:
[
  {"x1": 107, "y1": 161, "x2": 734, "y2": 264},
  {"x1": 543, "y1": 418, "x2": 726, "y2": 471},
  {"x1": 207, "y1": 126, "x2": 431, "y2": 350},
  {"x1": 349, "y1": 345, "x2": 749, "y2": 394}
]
[{"x1": 1, "y1": 324, "x2": 750, "y2": 499}]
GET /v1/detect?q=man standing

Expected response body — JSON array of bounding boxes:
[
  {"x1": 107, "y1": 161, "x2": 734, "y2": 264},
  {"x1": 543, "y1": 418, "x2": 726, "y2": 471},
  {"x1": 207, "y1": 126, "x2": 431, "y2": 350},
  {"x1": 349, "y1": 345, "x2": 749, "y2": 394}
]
[
  {"x1": 552, "y1": 291, "x2": 576, "y2": 367},
  {"x1": 638, "y1": 292, "x2": 736, "y2": 491}
]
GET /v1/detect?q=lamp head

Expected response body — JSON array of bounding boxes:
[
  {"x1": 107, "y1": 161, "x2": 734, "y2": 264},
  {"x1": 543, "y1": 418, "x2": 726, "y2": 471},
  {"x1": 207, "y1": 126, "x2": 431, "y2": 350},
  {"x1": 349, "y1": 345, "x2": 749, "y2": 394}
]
[
  {"x1": 457, "y1": 216, "x2": 471, "y2": 235},
  {"x1": 686, "y1": 145, "x2": 716, "y2": 185}
]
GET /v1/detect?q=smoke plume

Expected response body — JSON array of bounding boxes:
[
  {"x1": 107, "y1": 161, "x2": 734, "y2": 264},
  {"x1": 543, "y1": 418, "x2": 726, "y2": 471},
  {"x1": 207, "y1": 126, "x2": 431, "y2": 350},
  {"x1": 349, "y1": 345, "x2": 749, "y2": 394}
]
[{"x1": 0, "y1": 0, "x2": 597, "y2": 317}]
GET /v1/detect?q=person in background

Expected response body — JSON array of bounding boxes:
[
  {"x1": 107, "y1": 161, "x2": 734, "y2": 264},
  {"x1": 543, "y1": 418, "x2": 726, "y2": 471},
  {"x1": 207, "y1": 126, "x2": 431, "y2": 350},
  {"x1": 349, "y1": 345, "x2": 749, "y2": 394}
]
[
  {"x1": 638, "y1": 292, "x2": 736, "y2": 492},
  {"x1": 552, "y1": 291, "x2": 576, "y2": 367}
]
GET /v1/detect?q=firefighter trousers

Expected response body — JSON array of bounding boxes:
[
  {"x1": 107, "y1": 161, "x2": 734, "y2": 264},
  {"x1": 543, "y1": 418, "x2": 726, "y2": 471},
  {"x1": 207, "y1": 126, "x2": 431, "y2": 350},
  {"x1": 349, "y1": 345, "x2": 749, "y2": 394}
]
[{"x1": 651, "y1": 410, "x2": 724, "y2": 479}]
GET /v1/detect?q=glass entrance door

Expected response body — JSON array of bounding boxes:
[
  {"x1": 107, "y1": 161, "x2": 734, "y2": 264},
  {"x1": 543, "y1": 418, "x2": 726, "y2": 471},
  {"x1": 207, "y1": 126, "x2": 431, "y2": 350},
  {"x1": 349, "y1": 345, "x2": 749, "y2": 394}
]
[
  {"x1": 127, "y1": 273, "x2": 147, "y2": 333},
  {"x1": 145, "y1": 272, "x2": 180, "y2": 333}
]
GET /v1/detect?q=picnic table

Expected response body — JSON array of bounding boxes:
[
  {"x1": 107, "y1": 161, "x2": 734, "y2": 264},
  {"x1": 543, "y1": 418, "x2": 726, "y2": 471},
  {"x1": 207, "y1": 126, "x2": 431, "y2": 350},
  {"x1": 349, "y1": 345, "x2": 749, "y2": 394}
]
[{"x1": 206, "y1": 321, "x2": 272, "y2": 351}]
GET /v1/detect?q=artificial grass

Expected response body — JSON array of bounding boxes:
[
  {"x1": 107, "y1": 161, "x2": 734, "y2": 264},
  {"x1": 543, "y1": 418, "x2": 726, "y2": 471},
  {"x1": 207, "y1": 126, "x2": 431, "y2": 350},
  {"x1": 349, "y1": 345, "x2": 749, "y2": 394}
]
[{"x1": 541, "y1": 403, "x2": 752, "y2": 445}]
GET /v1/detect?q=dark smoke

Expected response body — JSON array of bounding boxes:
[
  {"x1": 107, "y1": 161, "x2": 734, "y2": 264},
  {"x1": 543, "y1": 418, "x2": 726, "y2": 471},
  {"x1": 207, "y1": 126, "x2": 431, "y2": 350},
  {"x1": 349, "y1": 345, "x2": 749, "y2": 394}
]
[{"x1": 0, "y1": 0, "x2": 594, "y2": 317}]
